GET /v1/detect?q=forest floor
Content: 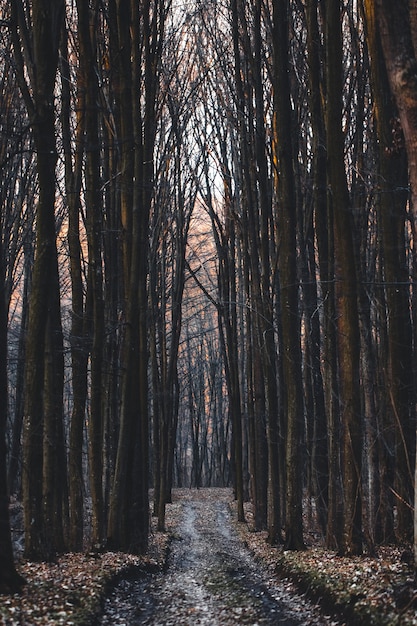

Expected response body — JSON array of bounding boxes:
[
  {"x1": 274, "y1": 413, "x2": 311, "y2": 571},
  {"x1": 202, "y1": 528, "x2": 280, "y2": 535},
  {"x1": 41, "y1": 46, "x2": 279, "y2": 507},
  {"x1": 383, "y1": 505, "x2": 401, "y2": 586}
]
[{"x1": 0, "y1": 488, "x2": 416, "y2": 625}]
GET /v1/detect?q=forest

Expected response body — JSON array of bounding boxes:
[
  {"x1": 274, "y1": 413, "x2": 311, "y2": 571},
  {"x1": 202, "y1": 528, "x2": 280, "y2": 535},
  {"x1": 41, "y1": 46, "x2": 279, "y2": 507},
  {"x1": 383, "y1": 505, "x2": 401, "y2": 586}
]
[{"x1": 1, "y1": 0, "x2": 417, "y2": 606}]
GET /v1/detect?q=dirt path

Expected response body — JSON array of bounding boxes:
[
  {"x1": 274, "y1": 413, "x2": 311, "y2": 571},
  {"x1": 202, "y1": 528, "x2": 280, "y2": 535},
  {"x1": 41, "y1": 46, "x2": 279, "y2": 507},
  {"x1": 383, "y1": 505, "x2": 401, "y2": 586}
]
[{"x1": 98, "y1": 489, "x2": 339, "y2": 625}]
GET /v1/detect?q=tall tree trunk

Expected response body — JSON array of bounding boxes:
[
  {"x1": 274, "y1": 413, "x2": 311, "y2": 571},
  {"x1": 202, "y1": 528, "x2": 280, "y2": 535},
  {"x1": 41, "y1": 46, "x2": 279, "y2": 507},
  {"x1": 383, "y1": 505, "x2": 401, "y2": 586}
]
[
  {"x1": 230, "y1": 0, "x2": 267, "y2": 530},
  {"x1": 253, "y1": 0, "x2": 281, "y2": 543},
  {"x1": 102, "y1": 0, "x2": 124, "y2": 523},
  {"x1": 11, "y1": 0, "x2": 66, "y2": 561},
  {"x1": 304, "y1": 0, "x2": 329, "y2": 537},
  {"x1": 325, "y1": 0, "x2": 362, "y2": 556},
  {"x1": 107, "y1": 0, "x2": 138, "y2": 549},
  {"x1": 108, "y1": 0, "x2": 159, "y2": 551},
  {"x1": 271, "y1": 0, "x2": 305, "y2": 551},
  {"x1": 363, "y1": 0, "x2": 412, "y2": 544},
  {"x1": 76, "y1": 0, "x2": 105, "y2": 548},
  {"x1": 61, "y1": 22, "x2": 87, "y2": 552},
  {"x1": 375, "y1": 0, "x2": 417, "y2": 547}
]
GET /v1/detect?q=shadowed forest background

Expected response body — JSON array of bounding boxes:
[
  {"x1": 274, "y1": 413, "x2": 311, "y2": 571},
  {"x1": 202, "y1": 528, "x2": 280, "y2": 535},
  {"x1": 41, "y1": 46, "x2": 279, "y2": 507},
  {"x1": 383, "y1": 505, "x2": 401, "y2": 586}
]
[{"x1": 2, "y1": 0, "x2": 417, "y2": 592}]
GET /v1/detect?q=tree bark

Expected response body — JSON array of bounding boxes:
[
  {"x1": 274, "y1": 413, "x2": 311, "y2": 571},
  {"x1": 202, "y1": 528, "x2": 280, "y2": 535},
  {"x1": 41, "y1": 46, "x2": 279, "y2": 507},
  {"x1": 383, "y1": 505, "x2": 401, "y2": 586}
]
[
  {"x1": 61, "y1": 21, "x2": 88, "y2": 552},
  {"x1": 271, "y1": 0, "x2": 305, "y2": 551},
  {"x1": 11, "y1": 0, "x2": 66, "y2": 561},
  {"x1": 325, "y1": 0, "x2": 362, "y2": 556},
  {"x1": 304, "y1": 0, "x2": 329, "y2": 538},
  {"x1": 375, "y1": 0, "x2": 417, "y2": 547},
  {"x1": 230, "y1": 0, "x2": 267, "y2": 530},
  {"x1": 108, "y1": 0, "x2": 159, "y2": 552},
  {"x1": 76, "y1": 0, "x2": 105, "y2": 548},
  {"x1": 0, "y1": 230, "x2": 25, "y2": 592}
]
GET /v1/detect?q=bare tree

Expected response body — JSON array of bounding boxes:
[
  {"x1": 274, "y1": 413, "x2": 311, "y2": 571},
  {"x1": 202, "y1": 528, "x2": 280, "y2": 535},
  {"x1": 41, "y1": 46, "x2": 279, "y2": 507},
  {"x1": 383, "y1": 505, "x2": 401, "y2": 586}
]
[
  {"x1": 375, "y1": 0, "x2": 417, "y2": 561},
  {"x1": 0, "y1": 225, "x2": 25, "y2": 591},
  {"x1": 75, "y1": 0, "x2": 106, "y2": 548},
  {"x1": 108, "y1": 0, "x2": 164, "y2": 552},
  {"x1": 270, "y1": 0, "x2": 305, "y2": 550},
  {"x1": 0, "y1": 10, "x2": 36, "y2": 497},
  {"x1": 325, "y1": 0, "x2": 362, "y2": 556},
  {"x1": 10, "y1": 0, "x2": 67, "y2": 560},
  {"x1": 60, "y1": 7, "x2": 88, "y2": 552}
]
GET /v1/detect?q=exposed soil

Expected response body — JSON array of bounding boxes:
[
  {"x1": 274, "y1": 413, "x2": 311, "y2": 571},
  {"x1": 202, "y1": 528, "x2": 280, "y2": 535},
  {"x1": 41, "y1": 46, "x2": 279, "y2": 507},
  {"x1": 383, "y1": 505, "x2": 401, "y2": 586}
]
[{"x1": 98, "y1": 488, "x2": 339, "y2": 625}]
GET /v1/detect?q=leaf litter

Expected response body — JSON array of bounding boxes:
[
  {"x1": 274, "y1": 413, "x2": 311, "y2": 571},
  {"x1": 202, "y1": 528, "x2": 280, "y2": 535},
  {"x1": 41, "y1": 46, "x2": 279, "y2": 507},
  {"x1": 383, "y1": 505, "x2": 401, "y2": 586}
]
[{"x1": 1, "y1": 488, "x2": 417, "y2": 625}]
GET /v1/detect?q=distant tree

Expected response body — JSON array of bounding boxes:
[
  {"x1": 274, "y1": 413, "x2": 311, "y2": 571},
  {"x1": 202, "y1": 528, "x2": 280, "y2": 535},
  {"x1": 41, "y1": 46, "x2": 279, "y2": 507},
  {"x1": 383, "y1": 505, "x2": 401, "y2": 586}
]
[
  {"x1": 188, "y1": 0, "x2": 249, "y2": 522},
  {"x1": 151, "y1": 91, "x2": 195, "y2": 530},
  {"x1": 201, "y1": 139, "x2": 246, "y2": 520}
]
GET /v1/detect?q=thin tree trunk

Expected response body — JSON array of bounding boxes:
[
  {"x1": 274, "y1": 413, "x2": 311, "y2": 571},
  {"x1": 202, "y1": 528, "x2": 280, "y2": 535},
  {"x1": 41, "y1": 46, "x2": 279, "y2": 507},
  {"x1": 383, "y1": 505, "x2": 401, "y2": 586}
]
[
  {"x1": 7, "y1": 244, "x2": 31, "y2": 495},
  {"x1": 0, "y1": 231, "x2": 25, "y2": 592},
  {"x1": 304, "y1": 0, "x2": 329, "y2": 538},
  {"x1": 230, "y1": 0, "x2": 267, "y2": 529},
  {"x1": 61, "y1": 22, "x2": 88, "y2": 552},
  {"x1": 253, "y1": 0, "x2": 281, "y2": 542}
]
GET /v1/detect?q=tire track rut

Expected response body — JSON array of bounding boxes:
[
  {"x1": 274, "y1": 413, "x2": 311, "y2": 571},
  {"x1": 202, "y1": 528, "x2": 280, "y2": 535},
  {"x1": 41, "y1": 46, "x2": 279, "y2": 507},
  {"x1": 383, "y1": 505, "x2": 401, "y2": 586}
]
[{"x1": 99, "y1": 493, "x2": 337, "y2": 625}]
